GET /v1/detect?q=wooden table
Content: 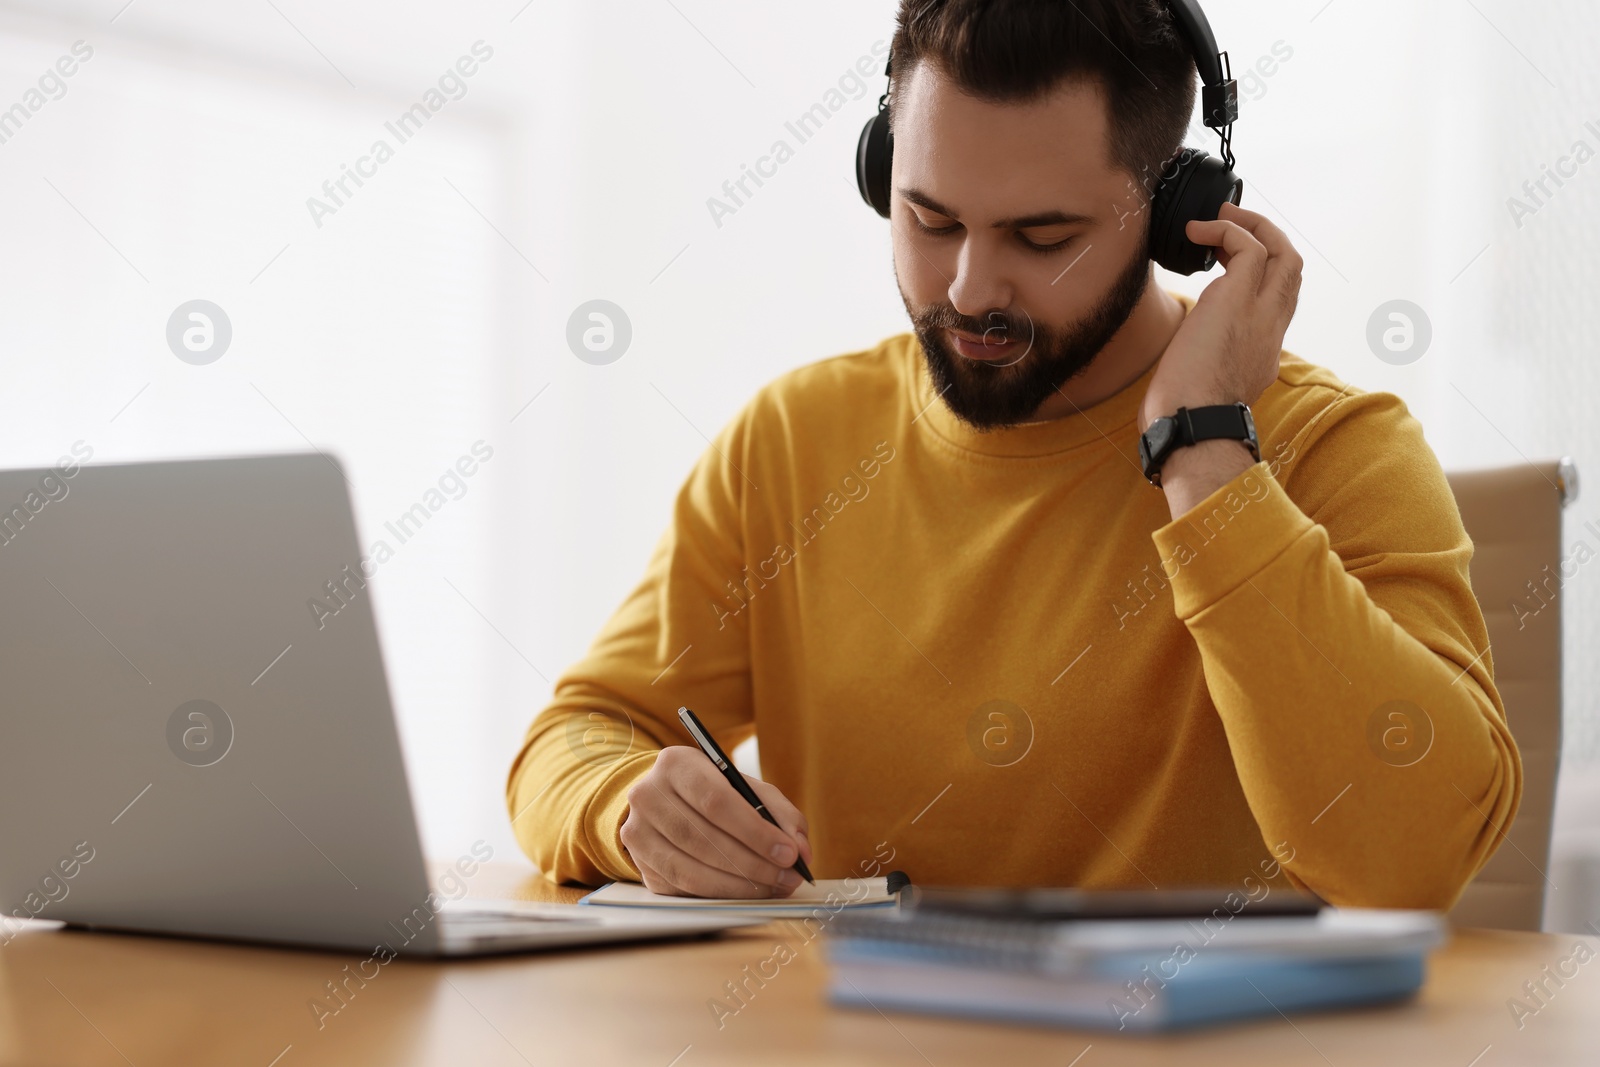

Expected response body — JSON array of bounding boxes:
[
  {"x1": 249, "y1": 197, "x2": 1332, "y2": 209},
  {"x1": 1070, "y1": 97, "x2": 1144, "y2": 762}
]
[{"x1": 2, "y1": 862, "x2": 1595, "y2": 1066}]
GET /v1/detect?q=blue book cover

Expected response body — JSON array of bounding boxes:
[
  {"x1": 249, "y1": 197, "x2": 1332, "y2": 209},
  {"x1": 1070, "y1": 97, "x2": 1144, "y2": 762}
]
[{"x1": 826, "y1": 935, "x2": 1431, "y2": 1031}]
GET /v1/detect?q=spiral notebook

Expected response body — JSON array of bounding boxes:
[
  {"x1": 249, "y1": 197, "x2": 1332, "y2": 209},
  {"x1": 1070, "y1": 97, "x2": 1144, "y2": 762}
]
[{"x1": 581, "y1": 872, "x2": 910, "y2": 916}]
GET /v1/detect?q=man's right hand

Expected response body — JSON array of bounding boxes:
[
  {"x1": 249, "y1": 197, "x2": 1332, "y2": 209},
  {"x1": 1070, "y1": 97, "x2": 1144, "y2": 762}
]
[{"x1": 620, "y1": 746, "x2": 813, "y2": 898}]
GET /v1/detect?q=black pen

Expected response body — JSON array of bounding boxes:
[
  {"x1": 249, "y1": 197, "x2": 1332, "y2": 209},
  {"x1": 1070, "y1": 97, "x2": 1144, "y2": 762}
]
[{"x1": 677, "y1": 705, "x2": 815, "y2": 886}]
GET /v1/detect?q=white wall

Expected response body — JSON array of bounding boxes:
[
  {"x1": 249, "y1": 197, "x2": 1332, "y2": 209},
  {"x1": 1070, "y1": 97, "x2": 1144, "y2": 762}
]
[{"x1": 2, "y1": 0, "x2": 1595, "y2": 930}]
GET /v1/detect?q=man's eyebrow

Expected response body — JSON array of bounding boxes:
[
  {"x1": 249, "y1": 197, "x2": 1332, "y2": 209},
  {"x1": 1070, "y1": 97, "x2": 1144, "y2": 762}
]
[{"x1": 898, "y1": 187, "x2": 1095, "y2": 229}]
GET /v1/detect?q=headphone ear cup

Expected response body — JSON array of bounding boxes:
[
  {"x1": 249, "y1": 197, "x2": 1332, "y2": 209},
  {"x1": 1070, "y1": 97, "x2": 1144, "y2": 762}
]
[
  {"x1": 856, "y1": 110, "x2": 894, "y2": 219},
  {"x1": 1147, "y1": 149, "x2": 1244, "y2": 275}
]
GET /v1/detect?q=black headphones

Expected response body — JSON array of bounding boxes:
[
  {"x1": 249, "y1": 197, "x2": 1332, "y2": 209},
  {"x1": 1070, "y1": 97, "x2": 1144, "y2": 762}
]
[{"x1": 854, "y1": 0, "x2": 1243, "y2": 275}]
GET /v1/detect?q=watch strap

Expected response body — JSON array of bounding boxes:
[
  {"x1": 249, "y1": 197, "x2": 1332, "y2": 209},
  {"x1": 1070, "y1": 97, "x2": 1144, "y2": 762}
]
[
  {"x1": 1140, "y1": 402, "x2": 1260, "y2": 487},
  {"x1": 1180, "y1": 404, "x2": 1258, "y2": 459}
]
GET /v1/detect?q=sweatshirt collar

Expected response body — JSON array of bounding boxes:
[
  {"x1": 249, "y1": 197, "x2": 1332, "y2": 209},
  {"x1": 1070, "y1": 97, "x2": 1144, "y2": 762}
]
[{"x1": 908, "y1": 288, "x2": 1194, "y2": 460}]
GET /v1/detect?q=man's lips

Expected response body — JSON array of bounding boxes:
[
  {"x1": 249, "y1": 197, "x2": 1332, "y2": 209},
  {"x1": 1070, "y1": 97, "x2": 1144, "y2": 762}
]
[{"x1": 947, "y1": 327, "x2": 1022, "y2": 362}]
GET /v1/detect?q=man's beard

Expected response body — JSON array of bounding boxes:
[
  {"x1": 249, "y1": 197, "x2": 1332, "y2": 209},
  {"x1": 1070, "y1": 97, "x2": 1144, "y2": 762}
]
[{"x1": 903, "y1": 244, "x2": 1151, "y2": 431}]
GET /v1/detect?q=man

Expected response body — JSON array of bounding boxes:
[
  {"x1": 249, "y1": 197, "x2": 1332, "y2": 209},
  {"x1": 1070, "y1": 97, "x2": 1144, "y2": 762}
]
[{"x1": 506, "y1": 0, "x2": 1520, "y2": 907}]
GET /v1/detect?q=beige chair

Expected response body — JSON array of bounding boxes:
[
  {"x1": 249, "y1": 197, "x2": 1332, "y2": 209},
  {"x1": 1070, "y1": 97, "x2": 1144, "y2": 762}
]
[{"x1": 1444, "y1": 458, "x2": 1576, "y2": 931}]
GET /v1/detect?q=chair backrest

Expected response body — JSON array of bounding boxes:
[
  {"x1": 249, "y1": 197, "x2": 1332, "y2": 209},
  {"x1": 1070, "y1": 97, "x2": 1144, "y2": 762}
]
[{"x1": 1444, "y1": 458, "x2": 1574, "y2": 931}]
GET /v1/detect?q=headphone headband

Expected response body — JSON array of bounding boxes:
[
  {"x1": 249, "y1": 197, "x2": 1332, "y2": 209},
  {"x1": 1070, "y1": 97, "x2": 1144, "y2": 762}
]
[
  {"x1": 876, "y1": 3, "x2": 1238, "y2": 146},
  {"x1": 1165, "y1": 0, "x2": 1222, "y2": 88},
  {"x1": 855, "y1": 0, "x2": 1243, "y2": 275},
  {"x1": 1163, "y1": 0, "x2": 1238, "y2": 136}
]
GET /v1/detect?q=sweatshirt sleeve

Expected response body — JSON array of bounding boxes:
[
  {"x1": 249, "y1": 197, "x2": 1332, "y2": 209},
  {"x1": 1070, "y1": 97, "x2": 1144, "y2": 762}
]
[
  {"x1": 1149, "y1": 385, "x2": 1522, "y2": 909},
  {"x1": 505, "y1": 395, "x2": 760, "y2": 886}
]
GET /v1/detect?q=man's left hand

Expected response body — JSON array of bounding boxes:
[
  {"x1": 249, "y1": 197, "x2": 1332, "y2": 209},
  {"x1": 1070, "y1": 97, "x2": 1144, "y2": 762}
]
[{"x1": 1138, "y1": 201, "x2": 1304, "y2": 518}]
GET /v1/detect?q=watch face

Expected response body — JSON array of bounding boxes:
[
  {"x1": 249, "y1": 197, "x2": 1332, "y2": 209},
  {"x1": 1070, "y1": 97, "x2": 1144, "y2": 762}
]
[
  {"x1": 1140, "y1": 418, "x2": 1175, "y2": 483},
  {"x1": 1145, "y1": 420, "x2": 1174, "y2": 456}
]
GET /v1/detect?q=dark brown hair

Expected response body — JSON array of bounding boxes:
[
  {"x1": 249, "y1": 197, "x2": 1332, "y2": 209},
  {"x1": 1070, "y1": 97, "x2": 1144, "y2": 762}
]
[{"x1": 887, "y1": 0, "x2": 1197, "y2": 188}]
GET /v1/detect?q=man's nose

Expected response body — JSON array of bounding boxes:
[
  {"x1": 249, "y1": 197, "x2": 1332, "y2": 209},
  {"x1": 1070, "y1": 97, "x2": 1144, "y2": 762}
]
[{"x1": 947, "y1": 239, "x2": 1015, "y2": 319}]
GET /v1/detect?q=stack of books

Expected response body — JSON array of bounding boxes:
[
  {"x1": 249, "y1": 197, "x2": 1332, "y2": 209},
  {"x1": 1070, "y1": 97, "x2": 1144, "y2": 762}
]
[{"x1": 823, "y1": 888, "x2": 1446, "y2": 1032}]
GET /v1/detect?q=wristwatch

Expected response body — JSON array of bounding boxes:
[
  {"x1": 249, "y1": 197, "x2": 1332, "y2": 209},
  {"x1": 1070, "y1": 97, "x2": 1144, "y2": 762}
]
[{"x1": 1138, "y1": 402, "x2": 1260, "y2": 487}]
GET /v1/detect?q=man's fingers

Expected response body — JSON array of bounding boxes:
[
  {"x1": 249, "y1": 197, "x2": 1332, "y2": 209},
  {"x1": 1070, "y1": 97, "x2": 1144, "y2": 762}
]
[
  {"x1": 1185, "y1": 217, "x2": 1267, "y2": 291},
  {"x1": 1219, "y1": 202, "x2": 1294, "y2": 259},
  {"x1": 631, "y1": 853, "x2": 680, "y2": 896},
  {"x1": 626, "y1": 820, "x2": 781, "y2": 899},
  {"x1": 627, "y1": 747, "x2": 810, "y2": 894},
  {"x1": 1213, "y1": 203, "x2": 1303, "y2": 311},
  {"x1": 641, "y1": 779, "x2": 792, "y2": 888},
  {"x1": 749, "y1": 777, "x2": 808, "y2": 834},
  {"x1": 749, "y1": 778, "x2": 812, "y2": 865},
  {"x1": 676, "y1": 759, "x2": 804, "y2": 866}
]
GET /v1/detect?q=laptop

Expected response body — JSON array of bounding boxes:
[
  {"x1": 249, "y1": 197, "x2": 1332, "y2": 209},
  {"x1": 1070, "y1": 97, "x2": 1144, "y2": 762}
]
[{"x1": 0, "y1": 451, "x2": 756, "y2": 956}]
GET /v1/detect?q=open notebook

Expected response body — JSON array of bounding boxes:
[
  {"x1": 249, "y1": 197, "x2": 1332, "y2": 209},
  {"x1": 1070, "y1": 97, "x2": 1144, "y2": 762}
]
[{"x1": 581, "y1": 874, "x2": 908, "y2": 916}]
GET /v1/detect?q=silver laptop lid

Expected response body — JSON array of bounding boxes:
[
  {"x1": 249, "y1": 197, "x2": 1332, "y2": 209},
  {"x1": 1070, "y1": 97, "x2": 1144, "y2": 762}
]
[{"x1": 0, "y1": 452, "x2": 440, "y2": 953}]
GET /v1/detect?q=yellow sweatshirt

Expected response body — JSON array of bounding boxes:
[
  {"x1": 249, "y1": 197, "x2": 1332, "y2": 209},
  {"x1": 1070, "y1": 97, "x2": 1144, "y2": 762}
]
[{"x1": 507, "y1": 290, "x2": 1521, "y2": 908}]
